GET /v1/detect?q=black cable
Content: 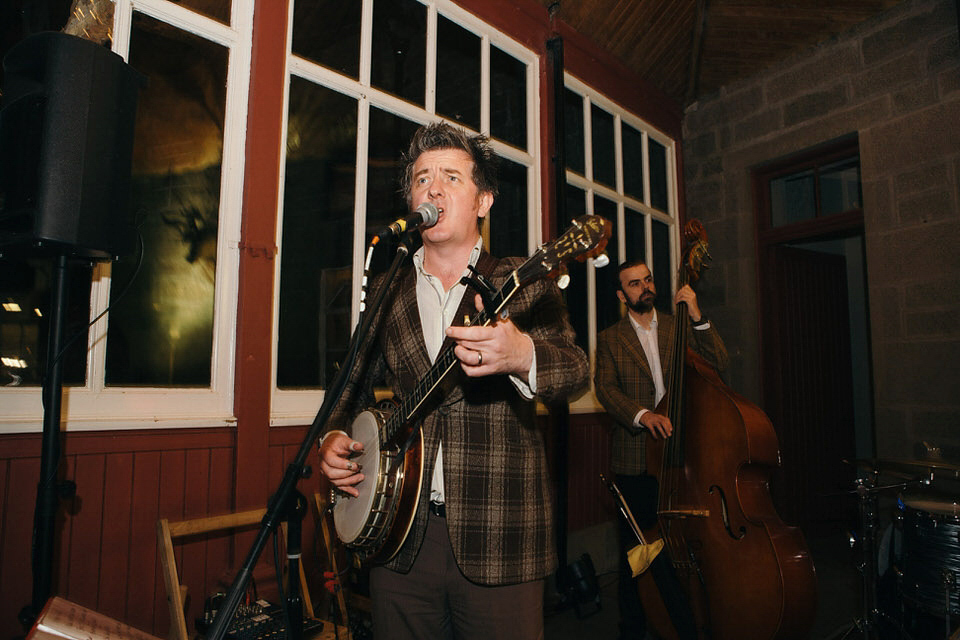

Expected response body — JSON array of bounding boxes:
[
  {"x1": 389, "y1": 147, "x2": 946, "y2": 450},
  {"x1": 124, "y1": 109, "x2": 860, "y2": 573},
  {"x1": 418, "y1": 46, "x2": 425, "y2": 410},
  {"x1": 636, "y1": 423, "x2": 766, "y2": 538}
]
[{"x1": 40, "y1": 230, "x2": 145, "y2": 395}]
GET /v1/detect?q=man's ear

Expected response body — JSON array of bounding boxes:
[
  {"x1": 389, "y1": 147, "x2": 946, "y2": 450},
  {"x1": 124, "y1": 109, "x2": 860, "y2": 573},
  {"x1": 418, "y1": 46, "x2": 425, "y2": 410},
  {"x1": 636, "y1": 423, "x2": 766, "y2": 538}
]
[
  {"x1": 477, "y1": 191, "x2": 493, "y2": 219},
  {"x1": 616, "y1": 289, "x2": 626, "y2": 305}
]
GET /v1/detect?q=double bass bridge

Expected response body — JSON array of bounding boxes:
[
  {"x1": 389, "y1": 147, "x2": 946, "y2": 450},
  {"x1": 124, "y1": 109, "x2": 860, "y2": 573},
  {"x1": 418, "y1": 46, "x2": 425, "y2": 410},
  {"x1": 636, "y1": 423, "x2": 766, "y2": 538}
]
[{"x1": 658, "y1": 507, "x2": 710, "y2": 519}]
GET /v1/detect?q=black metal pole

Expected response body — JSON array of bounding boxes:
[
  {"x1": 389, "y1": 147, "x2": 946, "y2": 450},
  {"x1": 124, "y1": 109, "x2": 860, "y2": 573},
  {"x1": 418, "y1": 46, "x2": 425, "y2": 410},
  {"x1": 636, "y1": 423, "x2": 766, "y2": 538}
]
[
  {"x1": 547, "y1": 33, "x2": 572, "y2": 580},
  {"x1": 284, "y1": 491, "x2": 307, "y2": 640},
  {"x1": 30, "y1": 254, "x2": 70, "y2": 616}
]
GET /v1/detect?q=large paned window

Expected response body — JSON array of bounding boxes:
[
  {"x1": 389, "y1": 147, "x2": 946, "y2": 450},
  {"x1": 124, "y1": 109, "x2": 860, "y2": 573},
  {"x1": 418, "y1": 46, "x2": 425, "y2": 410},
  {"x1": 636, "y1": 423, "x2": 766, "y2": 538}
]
[
  {"x1": 0, "y1": 1, "x2": 253, "y2": 431},
  {"x1": 272, "y1": 0, "x2": 539, "y2": 422},
  {"x1": 562, "y1": 76, "x2": 679, "y2": 407}
]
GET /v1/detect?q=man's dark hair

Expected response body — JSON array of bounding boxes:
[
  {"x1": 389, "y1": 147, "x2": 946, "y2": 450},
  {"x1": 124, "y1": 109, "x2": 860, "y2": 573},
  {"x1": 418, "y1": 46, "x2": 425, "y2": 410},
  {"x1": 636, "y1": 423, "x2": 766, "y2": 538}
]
[
  {"x1": 401, "y1": 122, "x2": 499, "y2": 204},
  {"x1": 616, "y1": 259, "x2": 648, "y2": 292}
]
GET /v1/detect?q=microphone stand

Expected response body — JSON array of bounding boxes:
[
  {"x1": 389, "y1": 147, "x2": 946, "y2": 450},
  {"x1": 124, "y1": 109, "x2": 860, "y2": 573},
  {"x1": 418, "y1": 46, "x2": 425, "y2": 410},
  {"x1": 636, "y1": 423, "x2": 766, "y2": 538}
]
[{"x1": 206, "y1": 235, "x2": 414, "y2": 640}]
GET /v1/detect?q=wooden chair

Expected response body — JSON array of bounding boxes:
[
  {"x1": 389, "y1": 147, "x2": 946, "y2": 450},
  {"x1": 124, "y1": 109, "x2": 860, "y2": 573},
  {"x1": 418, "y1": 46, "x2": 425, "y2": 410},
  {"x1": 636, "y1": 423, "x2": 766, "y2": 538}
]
[
  {"x1": 313, "y1": 493, "x2": 349, "y2": 627},
  {"x1": 157, "y1": 509, "x2": 314, "y2": 640}
]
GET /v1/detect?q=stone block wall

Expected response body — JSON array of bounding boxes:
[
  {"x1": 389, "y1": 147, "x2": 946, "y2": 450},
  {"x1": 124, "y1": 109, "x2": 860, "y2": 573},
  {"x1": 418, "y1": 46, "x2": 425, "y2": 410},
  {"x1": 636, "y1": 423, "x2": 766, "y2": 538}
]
[{"x1": 681, "y1": 0, "x2": 960, "y2": 458}]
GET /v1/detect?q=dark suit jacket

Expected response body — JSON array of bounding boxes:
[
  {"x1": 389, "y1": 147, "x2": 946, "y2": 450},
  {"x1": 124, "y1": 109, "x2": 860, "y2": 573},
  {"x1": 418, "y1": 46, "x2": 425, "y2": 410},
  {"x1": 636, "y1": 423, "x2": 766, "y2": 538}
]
[
  {"x1": 594, "y1": 312, "x2": 728, "y2": 475},
  {"x1": 330, "y1": 250, "x2": 589, "y2": 585}
]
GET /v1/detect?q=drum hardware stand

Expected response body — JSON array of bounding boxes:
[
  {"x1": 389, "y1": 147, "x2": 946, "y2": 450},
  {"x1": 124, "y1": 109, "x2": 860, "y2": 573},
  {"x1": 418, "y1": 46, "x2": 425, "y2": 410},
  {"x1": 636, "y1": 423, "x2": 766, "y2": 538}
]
[
  {"x1": 943, "y1": 569, "x2": 957, "y2": 640},
  {"x1": 834, "y1": 473, "x2": 922, "y2": 640}
]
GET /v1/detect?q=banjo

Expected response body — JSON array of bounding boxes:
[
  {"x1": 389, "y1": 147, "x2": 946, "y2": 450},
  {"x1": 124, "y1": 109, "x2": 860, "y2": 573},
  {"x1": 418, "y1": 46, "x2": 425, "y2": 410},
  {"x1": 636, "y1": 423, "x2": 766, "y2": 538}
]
[{"x1": 332, "y1": 214, "x2": 611, "y2": 564}]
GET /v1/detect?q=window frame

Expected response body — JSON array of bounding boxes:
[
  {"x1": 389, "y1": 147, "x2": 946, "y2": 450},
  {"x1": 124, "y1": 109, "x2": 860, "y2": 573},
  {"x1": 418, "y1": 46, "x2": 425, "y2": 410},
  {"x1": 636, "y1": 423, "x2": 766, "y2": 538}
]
[
  {"x1": 562, "y1": 74, "x2": 681, "y2": 413},
  {"x1": 755, "y1": 135, "x2": 863, "y2": 245},
  {"x1": 0, "y1": 0, "x2": 254, "y2": 433},
  {"x1": 269, "y1": 0, "x2": 542, "y2": 425}
]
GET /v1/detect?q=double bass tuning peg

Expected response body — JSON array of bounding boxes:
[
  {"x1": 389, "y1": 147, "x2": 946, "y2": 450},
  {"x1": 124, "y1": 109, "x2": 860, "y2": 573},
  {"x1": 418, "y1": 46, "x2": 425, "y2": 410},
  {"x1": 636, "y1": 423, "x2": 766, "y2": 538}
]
[{"x1": 593, "y1": 253, "x2": 610, "y2": 268}]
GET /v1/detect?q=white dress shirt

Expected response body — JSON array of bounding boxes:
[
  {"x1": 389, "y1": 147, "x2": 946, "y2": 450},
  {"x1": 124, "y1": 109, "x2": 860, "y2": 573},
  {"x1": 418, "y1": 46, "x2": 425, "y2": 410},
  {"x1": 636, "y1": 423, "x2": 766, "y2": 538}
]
[
  {"x1": 413, "y1": 239, "x2": 536, "y2": 504},
  {"x1": 628, "y1": 309, "x2": 710, "y2": 427}
]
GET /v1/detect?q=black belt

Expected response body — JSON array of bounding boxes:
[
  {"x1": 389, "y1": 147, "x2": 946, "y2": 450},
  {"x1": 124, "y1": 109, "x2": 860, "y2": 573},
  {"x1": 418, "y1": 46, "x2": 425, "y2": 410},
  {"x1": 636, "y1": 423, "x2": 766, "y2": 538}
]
[{"x1": 428, "y1": 501, "x2": 446, "y2": 517}]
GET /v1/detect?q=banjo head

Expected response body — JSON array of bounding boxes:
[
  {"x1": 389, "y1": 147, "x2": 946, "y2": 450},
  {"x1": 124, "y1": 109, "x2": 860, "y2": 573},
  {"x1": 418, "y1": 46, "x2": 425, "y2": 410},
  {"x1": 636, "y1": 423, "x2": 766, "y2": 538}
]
[{"x1": 333, "y1": 410, "x2": 383, "y2": 544}]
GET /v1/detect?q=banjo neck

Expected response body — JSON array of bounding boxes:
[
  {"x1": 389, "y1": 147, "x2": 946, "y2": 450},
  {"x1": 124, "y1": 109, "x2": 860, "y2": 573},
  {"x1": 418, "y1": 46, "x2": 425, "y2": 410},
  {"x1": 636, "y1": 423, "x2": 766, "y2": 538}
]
[{"x1": 383, "y1": 271, "x2": 521, "y2": 451}]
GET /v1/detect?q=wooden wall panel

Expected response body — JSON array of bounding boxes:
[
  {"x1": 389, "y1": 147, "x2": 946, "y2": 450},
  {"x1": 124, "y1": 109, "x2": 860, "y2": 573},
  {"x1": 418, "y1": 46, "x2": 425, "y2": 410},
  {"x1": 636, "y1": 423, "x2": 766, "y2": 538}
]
[
  {"x1": 99, "y1": 453, "x2": 134, "y2": 623},
  {"x1": 181, "y1": 448, "x2": 211, "y2": 622},
  {"x1": 56, "y1": 454, "x2": 75, "y2": 612},
  {"x1": 567, "y1": 414, "x2": 615, "y2": 531},
  {"x1": 66, "y1": 453, "x2": 105, "y2": 608},
  {"x1": 0, "y1": 458, "x2": 8, "y2": 598},
  {"x1": 0, "y1": 458, "x2": 37, "y2": 622},
  {"x1": 127, "y1": 451, "x2": 162, "y2": 633},
  {"x1": 0, "y1": 429, "x2": 245, "y2": 639}
]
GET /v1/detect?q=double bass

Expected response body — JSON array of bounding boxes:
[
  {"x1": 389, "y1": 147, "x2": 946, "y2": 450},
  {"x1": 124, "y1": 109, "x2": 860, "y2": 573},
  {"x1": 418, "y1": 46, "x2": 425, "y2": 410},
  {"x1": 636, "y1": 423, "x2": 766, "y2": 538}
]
[{"x1": 638, "y1": 220, "x2": 817, "y2": 640}]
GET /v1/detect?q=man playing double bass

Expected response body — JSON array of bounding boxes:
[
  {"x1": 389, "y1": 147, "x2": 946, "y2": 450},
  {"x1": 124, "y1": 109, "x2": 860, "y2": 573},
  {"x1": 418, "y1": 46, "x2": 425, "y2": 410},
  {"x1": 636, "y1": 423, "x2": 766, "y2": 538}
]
[{"x1": 594, "y1": 260, "x2": 728, "y2": 640}]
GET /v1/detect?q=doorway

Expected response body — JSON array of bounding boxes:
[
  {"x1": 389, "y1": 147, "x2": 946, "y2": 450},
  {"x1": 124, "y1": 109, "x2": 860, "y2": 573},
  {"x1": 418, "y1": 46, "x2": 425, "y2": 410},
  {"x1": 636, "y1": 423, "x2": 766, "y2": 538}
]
[{"x1": 753, "y1": 135, "x2": 873, "y2": 532}]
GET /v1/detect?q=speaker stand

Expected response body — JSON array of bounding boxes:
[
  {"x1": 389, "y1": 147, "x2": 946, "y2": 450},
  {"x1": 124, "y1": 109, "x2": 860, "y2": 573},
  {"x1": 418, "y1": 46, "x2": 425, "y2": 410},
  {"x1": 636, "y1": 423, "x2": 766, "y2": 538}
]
[{"x1": 20, "y1": 253, "x2": 77, "y2": 630}]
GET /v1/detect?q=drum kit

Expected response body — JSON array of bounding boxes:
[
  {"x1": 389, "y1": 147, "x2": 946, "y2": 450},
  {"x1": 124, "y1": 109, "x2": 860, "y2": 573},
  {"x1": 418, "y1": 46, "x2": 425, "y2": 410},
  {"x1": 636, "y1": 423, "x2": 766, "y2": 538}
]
[{"x1": 839, "y1": 456, "x2": 960, "y2": 640}]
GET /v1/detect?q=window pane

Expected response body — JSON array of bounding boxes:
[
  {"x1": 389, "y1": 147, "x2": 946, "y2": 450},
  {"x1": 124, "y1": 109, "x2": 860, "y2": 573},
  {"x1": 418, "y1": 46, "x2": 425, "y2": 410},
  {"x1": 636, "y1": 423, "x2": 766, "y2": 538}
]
[
  {"x1": 649, "y1": 138, "x2": 668, "y2": 212},
  {"x1": 277, "y1": 80, "x2": 357, "y2": 389},
  {"x1": 177, "y1": 0, "x2": 230, "y2": 24},
  {"x1": 563, "y1": 184, "x2": 588, "y2": 351},
  {"x1": 0, "y1": 256, "x2": 90, "y2": 386},
  {"x1": 106, "y1": 13, "x2": 227, "y2": 386},
  {"x1": 820, "y1": 158, "x2": 861, "y2": 216},
  {"x1": 489, "y1": 158, "x2": 527, "y2": 258},
  {"x1": 490, "y1": 46, "x2": 526, "y2": 149},
  {"x1": 622, "y1": 123, "x2": 644, "y2": 201},
  {"x1": 652, "y1": 218, "x2": 671, "y2": 313},
  {"x1": 594, "y1": 196, "x2": 619, "y2": 332},
  {"x1": 292, "y1": 0, "x2": 361, "y2": 78},
  {"x1": 591, "y1": 104, "x2": 615, "y2": 188},
  {"x1": 371, "y1": 0, "x2": 426, "y2": 107},
  {"x1": 436, "y1": 16, "x2": 480, "y2": 131},
  {"x1": 366, "y1": 108, "x2": 420, "y2": 275},
  {"x1": 770, "y1": 169, "x2": 815, "y2": 227},
  {"x1": 563, "y1": 89, "x2": 584, "y2": 175},
  {"x1": 624, "y1": 207, "x2": 645, "y2": 264}
]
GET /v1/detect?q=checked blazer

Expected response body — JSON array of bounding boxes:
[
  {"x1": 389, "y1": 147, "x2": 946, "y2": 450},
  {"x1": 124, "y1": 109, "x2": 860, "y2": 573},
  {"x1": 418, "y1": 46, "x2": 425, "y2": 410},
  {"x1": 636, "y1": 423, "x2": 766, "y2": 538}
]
[
  {"x1": 594, "y1": 312, "x2": 728, "y2": 475},
  {"x1": 329, "y1": 250, "x2": 589, "y2": 585}
]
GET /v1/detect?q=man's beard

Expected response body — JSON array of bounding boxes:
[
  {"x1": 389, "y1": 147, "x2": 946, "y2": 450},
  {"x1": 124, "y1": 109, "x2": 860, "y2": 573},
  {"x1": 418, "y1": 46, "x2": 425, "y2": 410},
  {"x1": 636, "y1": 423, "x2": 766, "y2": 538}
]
[{"x1": 626, "y1": 292, "x2": 655, "y2": 313}]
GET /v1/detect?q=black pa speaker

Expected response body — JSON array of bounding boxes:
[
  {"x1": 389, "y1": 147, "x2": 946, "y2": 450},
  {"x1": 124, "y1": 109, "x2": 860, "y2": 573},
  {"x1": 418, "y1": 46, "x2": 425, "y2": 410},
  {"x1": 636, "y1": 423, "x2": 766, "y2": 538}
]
[{"x1": 0, "y1": 32, "x2": 146, "y2": 260}]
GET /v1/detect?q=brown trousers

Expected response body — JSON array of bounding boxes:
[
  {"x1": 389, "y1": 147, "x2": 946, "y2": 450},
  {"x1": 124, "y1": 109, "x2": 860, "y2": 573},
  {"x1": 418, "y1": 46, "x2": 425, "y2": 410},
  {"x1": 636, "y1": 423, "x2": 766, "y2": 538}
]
[{"x1": 370, "y1": 511, "x2": 544, "y2": 640}]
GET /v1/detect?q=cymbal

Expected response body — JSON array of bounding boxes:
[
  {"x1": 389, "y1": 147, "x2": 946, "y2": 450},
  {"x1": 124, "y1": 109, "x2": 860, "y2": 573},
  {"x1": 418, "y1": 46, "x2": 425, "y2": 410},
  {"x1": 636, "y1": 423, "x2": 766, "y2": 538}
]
[{"x1": 847, "y1": 457, "x2": 960, "y2": 479}]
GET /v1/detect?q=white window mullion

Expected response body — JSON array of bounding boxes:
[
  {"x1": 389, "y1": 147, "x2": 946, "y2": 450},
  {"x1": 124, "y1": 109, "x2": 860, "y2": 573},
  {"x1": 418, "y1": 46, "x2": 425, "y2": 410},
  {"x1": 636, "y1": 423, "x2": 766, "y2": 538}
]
[
  {"x1": 425, "y1": 5, "x2": 437, "y2": 114},
  {"x1": 614, "y1": 115, "x2": 624, "y2": 196},
  {"x1": 112, "y1": 0, "x2": 133, "y2": 58},
  {"x1": 480, "y1": 35, "x2": 490, "y2": 134},
  {"x1": 210, "y1": 2, "x2": 252, "y2": 401},
  {"x1": 359, "y1": 0, "x2": 374, "y2": 87},
  {"x1": 132, "y1": 0, "x2": 239, "y2": 47},
  {"x1": 351, "y1": 101, "x2": 372, "y2": 329},
  {"x1": 617, "y1": 202, "x2": 626, "y2": 271},
  {"x1": 582, "y1": 96, "x2": 593, "y2": 183}
]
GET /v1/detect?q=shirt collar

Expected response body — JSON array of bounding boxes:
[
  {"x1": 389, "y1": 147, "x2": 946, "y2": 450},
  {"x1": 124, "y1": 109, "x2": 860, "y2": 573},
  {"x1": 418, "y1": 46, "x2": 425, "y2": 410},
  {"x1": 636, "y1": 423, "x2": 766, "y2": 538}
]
[
  {"x1": 412, "y1": 237, "x2": 484, "y2": 278},
  {"x1": 627, "y1": 308, "x2": 658, "y2": 334}
]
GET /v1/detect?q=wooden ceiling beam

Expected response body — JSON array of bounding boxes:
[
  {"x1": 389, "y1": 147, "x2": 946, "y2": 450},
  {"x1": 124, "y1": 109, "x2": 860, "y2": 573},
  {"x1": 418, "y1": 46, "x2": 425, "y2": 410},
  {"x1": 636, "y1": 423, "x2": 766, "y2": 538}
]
[
  {"x1": 686, "y1": 0, "x2": 710, "y2": 103},
  {"x1": 536, "y1": 0, "x2": 904, "y2": 105}
]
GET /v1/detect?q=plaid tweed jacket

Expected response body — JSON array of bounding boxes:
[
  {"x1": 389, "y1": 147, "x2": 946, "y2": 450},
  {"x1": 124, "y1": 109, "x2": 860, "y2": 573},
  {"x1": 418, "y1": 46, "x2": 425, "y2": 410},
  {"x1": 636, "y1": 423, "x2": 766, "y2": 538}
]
[
  {"x1": 594, "y1": 312, "x2": 728, "y2": 475},
  {"x1": 329, "y1": 250, "x2": 589, "y2": 585}
]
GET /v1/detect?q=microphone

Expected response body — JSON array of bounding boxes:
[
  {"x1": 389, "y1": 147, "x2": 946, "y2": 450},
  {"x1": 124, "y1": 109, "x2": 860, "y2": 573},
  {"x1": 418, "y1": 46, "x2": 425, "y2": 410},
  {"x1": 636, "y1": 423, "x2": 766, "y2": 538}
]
[{"x1": 377, "y1": 203, "x2": 440, "y2": 239}]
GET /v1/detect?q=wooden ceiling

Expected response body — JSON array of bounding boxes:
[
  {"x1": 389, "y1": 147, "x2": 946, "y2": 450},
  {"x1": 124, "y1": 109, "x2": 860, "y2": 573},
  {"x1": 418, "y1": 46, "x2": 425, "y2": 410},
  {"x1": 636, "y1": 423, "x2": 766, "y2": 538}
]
[{"x1": 537, "y1": 0, "x2": 906, "y2": 105}]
